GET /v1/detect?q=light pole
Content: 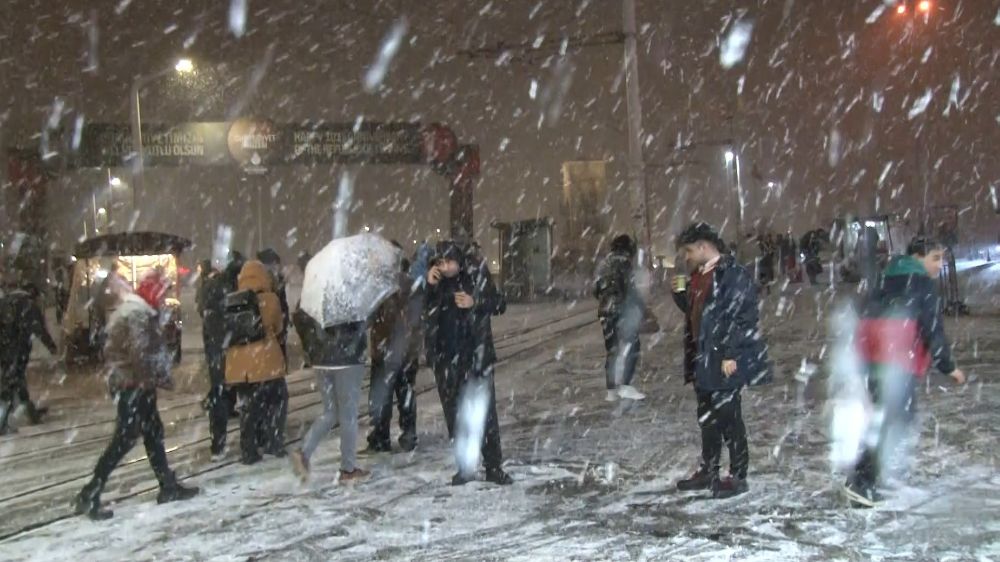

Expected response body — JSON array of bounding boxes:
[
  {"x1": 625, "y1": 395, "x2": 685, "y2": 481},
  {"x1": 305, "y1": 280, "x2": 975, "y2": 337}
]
[
  {"x1": 622, "y1": 0, "x2": 651, "y2": 263},
  {"x1": 724, "y1": 149, "x2": 745, "y2": 261},
  {"x1": 129, "y1": 57, "x2": 195, "y2": 223}
]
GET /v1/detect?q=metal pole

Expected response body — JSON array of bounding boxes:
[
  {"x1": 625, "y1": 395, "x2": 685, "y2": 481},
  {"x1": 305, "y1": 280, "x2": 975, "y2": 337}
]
[
  {"x1": 734, "y1": 151, "x2": 745, "y2": 261},
  {"x1": 129, "y1": 80, "x2": 143, "y2": 223},
  {"x1": 622, "y1": 0, "x2": 651, "y2": 261},
  {"x1": 256, "y1": 181, "x2": 263, "y2": 251}
]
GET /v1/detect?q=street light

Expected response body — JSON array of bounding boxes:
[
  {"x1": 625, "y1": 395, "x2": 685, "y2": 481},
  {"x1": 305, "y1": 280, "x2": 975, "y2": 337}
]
[
  {"x1": 896, "y1": 4, "x2": 907, "y2": 14},
  {"x1": 917, "y1": 0, "x2": 931, "y2": 13},
  {"x1": 130, "y1": 57, "x2": 196, "y2": 226},
  {"x1": 109, "y1": 176, "x2": 122, "y2": 187},
  {"x1": 724, "y1": 150, "x2": 735, "y2": 164}
]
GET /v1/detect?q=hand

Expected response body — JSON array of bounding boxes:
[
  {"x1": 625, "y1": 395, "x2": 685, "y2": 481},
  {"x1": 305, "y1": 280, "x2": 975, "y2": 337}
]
[
  {"x1": 427, "y1": 266, "x2": 442, "y2": 286},
  {"x1": 722, "y1": 360, "x2": 738, "y2": 378},
  {"x1": 948, "y1": 369, "x2": 966, "y2": 385},
  {"x1": 455, "y1": 291, "x2": 474, "y2": 309}
]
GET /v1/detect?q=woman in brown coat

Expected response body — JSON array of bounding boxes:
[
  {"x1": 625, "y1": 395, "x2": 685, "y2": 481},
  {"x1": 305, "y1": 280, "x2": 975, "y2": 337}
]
[{"x1": 225, "y1": 260, "x2": 288, "y2": 464}]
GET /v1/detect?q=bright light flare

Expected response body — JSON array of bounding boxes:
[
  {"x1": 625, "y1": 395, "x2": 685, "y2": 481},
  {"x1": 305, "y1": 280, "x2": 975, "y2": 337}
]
[
  {"x1": 896, "y1": 4, "x2": 907, "y2": 14},
  {"x1": 917, "y1": 0, "x2": 931, "y2": 13},
  {"x1": 174, "y1": 58, "x2": 194, "y2": 73}
]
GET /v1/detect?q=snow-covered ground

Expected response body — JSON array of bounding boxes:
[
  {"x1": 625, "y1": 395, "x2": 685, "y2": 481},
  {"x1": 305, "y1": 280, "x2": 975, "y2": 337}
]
[{"x1": 2, "y1": 269, "x2": 999, "y2": 561}]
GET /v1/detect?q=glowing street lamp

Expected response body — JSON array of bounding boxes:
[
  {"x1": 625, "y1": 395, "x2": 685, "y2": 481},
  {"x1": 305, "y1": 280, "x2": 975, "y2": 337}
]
[
  {"x1": 917, "y1": 0, "x2": 931, "y2": 13},
  {"x1": 174, "y1": 58, "x2": 194, "y2": 73},
  {"x1": 724, "y1": 150, "x2": 735, "y2": 164},
  {"x1": 896, "y1": 4, "x2": 907, "y2": 14}
]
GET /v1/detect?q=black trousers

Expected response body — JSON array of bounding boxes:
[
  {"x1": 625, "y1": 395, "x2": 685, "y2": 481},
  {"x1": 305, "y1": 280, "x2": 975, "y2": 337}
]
[
  {"x1": 851, "y1": 371, "x2": 918, "y2": 490},
  {"x1": 203, "y1": 344, "x2": 228, "y2": 454},
  {"x1": 0, "y1": 349, "x2": 40, "y2": 430},
  {"x1": 368, "y1": 358, "x2": 418, "y2": 446},
  {"x1": 696, "y1": 388, "x2": 749, "y2": 479},
  {"x1": 87, "y1": 389, "x2": 173, "y2": 496},
  {"x1": 600, "y1": 316, "x2": 640, "y2": 390},
  {"x1": 239, "y1": 379, "x2": 287, "y2": 458},
  {"x1": 434, "y1": 363, "x2": 503, "y2": 471}
]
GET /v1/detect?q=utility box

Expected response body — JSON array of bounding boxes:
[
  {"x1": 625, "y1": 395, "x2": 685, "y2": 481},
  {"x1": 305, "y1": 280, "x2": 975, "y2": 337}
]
[{"x1": 492, "y1": 218, "x2": 554, "y2": 301}]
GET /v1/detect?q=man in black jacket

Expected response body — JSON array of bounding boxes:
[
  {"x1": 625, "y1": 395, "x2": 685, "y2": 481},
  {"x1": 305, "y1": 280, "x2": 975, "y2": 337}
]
[
  {"x1": 593, "y1": 234, "x2": 646, "y2": 402},
  {"x1": 0, "y1": 282, "x2": 58, "y2": 433},
  {"x1": 671, "y1": 223, "x2": 772, "y2": 499},
  {"x1": 197, "y1": 262, "x2": 230, "y2": 458},
  {"x1": 424, "y1": 240, "x2": 511, "y2": 486}
]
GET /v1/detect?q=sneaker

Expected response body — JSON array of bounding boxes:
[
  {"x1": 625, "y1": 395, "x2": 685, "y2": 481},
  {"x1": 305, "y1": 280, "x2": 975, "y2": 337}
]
[
  {"x1": 485, "y1": 468, "x2": 514, "y2": 486},
  {"x1": 264, "y1": 446, "x2": 287, "y2": 458},
  {"x1": 398, "y1": 432, "x2": 418, "y2": 452},
  {"x1": 842, "y1": 480, "x2": 883, "y2": 508},
  {"x1": 676, "y1": 467, "x2": 716, "y2": 491},
  {"x1": 451, "y1": 472, "x2": 475, "y2": 486},
  {"x1": 73, "y1": 486, "x2": 113, "y2": 521},
  {"x1": 711, "y1": 476, "x2": 749, "y2": 499},
  {"x1": 339, "y1": 468, "x2": 371, "y2": 484},
  {"x1": 606, "y1": 390, "x2": 619, "y2": 402},
  {"x1": 210, "y1": 447, "x2": 227, "y2": 462},
  {"x1": 157, "y1": 483, "x2": 200, "y2": 504},
  {"x1": 289, "y1": 449, "x2": 310, "y2": 484},
  {"x1": 617, "y1": 385, "x2": 646, "y2": 401}
]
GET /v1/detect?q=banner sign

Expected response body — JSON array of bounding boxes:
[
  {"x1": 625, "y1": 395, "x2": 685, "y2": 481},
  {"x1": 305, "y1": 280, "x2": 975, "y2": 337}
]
[{"x1": 74, "y1": 120, "x2": 424, "y2": 169}]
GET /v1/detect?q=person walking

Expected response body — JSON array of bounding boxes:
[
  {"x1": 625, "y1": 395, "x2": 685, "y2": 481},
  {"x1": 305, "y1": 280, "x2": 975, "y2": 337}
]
[
  {"x1": 225, "y1": 260, "x2": 288, "y2": 464},
  {"x1": 0, "y1": 281, "x2": 58, "y2": 433},
  {"x1": 197, "y1": 261, "x2": 230, "y2": 459},
  {"x1": 74, "y1": 272, "x2": 198, "y2": 520},
  {"x1": 844, "y1": 236, "x2": 966, "y2": 508},
  {"x1": 257, "y1": 248, "x2": 291, "y2": 455},
  {"x1": 593, "y1": 234, "x2": 647, "y2": 402},
  {"x1": 366, "y1": 252, "x2": 421, "y2": 453},
  {"x1": 424, "y1": 240, "x2": 512, "y2": 486},
  {"x1": 289, "y1": 310, "x2": 370, "y2": 484},
  {"x1": 672, "y1": 223, "x2": 772, "y2": 499}
]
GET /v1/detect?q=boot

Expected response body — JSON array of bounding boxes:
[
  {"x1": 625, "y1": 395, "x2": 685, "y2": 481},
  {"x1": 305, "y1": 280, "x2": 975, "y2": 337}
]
[
  {"x1": 74, "y1": 482, "x2": 114, "y2": 520},
  {"x1": 485, "y1": 468, "x2": 514, "y2": 486},
  {"x1": 398, "y1": 431, "x2": 418, "y2": 452},
  {"x1": 157, "y1": 475, "x2": 200, "y2": 505},
  {"x1": 676, "y1": 466, "x2": 717, "y2": 491},
  {"x1": 27, "y1": 403, "x2": 48, "y2": 425},
  {"x1": 365, "y1": 432, "x2": 392, "y2": 454},
  {"x1": 451, "y1": 472, "x2": 475, "y2": 486},
  {"x1": 711, "y1": 475, "x2": 749, "y2": 499}
]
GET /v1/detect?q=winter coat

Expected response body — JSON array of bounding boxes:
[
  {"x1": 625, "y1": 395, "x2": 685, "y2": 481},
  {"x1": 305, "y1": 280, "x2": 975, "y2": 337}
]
[
  {"x1": 371, "y1": 271, "x2": 421, "y2": 368},
  {"x1": 103, "y1": 293, "x2": 172, "y2": 392},
  {"x1": 197, "y1": 271, "x2": 229, "y2": 351},
  {"x1": 672, "y1": 255, "x2": 772, "y2": 391},
  {"x1": 292, "y1": 309, "x2": 367, "y2": 368},
  {"x1": 594, "y1": 250, "x2": 643, "y2": 320},
  {"x1": 424, "y1": 256, "x2": 503, "y2": 377},
  {"x1": 224, "y1": 261, "x2": 287, "y2": 385},
  {"x1": 856, "y1": 255, "x2": 955, "y2": 377},
  {"x1": 0, "y1": 289, "x2": 57, "y2": 367}
]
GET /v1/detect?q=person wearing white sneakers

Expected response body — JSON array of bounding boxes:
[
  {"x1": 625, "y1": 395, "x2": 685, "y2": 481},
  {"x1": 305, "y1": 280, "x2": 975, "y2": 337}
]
[{"x1": 593, "y1": 235, "x2": 647, "y2": 402}]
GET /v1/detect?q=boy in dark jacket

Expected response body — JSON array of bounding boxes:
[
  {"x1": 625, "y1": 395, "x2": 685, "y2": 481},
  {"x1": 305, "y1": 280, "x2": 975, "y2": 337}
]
[
  {"x1": 844, "y1": 237, "x2": 965, "y2": 508},
  {"x1": 424, "y1": 240, "x2": 511, "y2": 486},
  {"x1": 672, "y1": 223, "x2": 771, "y2": 499},
  {"x1": 593, "y1": 234, "x2": 646, "y2": 402},
  {"x1": 0, "y1": 282, "x2": 58, "y2": 433}
]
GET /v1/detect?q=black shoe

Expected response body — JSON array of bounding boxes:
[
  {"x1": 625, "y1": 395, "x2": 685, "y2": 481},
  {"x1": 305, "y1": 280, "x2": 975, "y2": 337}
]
[
  {"x1": 241, "y1": 453, "x2": 262, "y2": 465},
  {"x1": 485, "y1": 468, "x2": 513, "y2": 486},
  {"x1": 843, "y1": 480, "x2": 883, "y2": 508},
  {"x1": 676, "y1": 467, "x2": 717, "y2": 491},
  {"x1": 157, "y1": 482, "x2": 200, "y2": 504},
  {"x1": 28, "y1": 405, "x2": 49, "y2": 425},
  {"x1": 264, "y1": 446, "x2": 287, "y2": 458},
  {"x1": 365, "y1": 437, "x2": 392, "y2": 454},
  {"x1": 74, "y1": 485, "x2": 113, "y2": 520},
  {"x1": 451, "y1": 472, "x2": 475, "y2": 486},
  {"x1": 398, "y1": 432, "x2": 418, "y2": 452},
  {"x1": 711, "y1": 476, "x2": 749, "y2": 499}
]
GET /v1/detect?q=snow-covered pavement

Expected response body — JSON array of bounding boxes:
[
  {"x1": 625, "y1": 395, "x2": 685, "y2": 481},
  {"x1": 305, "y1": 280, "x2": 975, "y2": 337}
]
[{"x1": 2, "y1": 271, "x2": 999, "y2": 561}]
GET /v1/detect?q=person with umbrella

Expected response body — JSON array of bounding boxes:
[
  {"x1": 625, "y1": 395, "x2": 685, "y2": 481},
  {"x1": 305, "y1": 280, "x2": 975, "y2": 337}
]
[
  {"x1": 424, "y1": 240, "x2": 512, "y2": 486},
  {"x1": 289, "y1": 233, "x2": 403, "y2": 484}
]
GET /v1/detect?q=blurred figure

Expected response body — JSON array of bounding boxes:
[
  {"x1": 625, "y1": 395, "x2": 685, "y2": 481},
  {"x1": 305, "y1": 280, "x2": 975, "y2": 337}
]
[
  {"x1": 672, "y1": 223, "x2": 772, "y2": 499},
  {"x1": 225, "y1": 260, "x2": 288, "y2": 464},
  {"x1": 366, "y1": 245, "x2": 421, "y2": 453},
  {"x1": 845, "y1": 237, "x2": 965, "y2": 508},
  {"x1": 257, "y1": 248, "x2": 290, "y2": 453},
  {"x1": 593, "y1": 234, "x2": 646, "y2": 401},
  {"x1": 0, "y1": 281, "x2": 58, "y2": 433},
  {"x1": 424, "y1": 240, "x2": 511, "y2": 486},
  {"x1": 74, "y1": 271, "x2": 198, "y2": 520},
  {"x1": 196, "y1": 259, "x2": 230, "y2": 459}
]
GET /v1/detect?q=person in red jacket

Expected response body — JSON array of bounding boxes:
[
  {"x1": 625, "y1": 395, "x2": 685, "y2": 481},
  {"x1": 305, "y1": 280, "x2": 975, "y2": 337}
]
[{"x1": 844, "y1": 237, "x2": 965, "y2": 508}]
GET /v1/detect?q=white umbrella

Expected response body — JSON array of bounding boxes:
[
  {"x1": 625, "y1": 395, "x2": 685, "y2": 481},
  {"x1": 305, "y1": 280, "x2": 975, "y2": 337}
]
[{"x1": 300, "y1": 233, "x2": 403, "y2": 327}]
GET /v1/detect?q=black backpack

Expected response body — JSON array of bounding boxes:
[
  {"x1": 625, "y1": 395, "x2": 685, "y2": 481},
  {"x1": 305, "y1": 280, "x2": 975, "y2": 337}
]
[{"x1": 223, "y1": 290, "x2": 266, "y2": 348}]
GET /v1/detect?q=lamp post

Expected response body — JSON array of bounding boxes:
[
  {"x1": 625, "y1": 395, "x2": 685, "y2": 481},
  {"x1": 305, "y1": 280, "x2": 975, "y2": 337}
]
[{"x1": 129, "y1": 58, "x2": 195, "y2": 222}]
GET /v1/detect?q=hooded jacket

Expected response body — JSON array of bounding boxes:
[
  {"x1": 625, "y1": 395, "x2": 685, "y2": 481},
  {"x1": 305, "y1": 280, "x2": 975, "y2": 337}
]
[
  {"x1": 224, "y1": 261, "x2": 286, "y2": 384},
  {"x1": 856, "y1": 255, "x2": 955, "y2": 376},
  {"x1": 103, "y1": 293, "x2": 172, "y2": 391},
  {"x1": 0, "y1": 288, "x2": 58, "y2": 366}
]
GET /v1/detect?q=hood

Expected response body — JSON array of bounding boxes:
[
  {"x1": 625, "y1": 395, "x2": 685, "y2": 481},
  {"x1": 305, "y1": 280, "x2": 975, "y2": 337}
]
[
  {"x1": 238, "y1": 260, "x2": 274, "y2": 293},
  {"x1": 885, "y1": 255, "x2": 928, "y2": 278}
]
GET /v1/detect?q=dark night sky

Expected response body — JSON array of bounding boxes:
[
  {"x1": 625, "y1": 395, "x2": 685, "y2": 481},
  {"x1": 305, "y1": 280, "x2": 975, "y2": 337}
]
[{"x1": 1, "y1": 0, "x2": 997, "y2": 262}]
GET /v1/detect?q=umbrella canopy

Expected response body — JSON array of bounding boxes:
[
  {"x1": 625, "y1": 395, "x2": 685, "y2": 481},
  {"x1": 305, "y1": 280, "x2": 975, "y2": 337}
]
[{"x1": 300, "y1": 233, "x2": 403, "y2": 327}]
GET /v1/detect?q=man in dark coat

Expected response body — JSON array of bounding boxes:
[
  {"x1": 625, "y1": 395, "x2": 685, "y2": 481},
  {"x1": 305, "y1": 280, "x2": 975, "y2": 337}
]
[
  {"x1": 844, "y1": 237, "x2": 965, "y2": 508},
  {"x1": 672, "y1": 223, "x2": 771, "y2": 499},
  {"x1": 593, "y1": 234, "x2": 646, "y2": 402},
  {"x1": 424, "y1": 240, "x2": 511, "y2": 486},
  {"x1": 0, "y1": 281, "x2": 58, "y2": 433},
  {"x1": 197, "y1": 261, "x2": 230, "y2": 457}
]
